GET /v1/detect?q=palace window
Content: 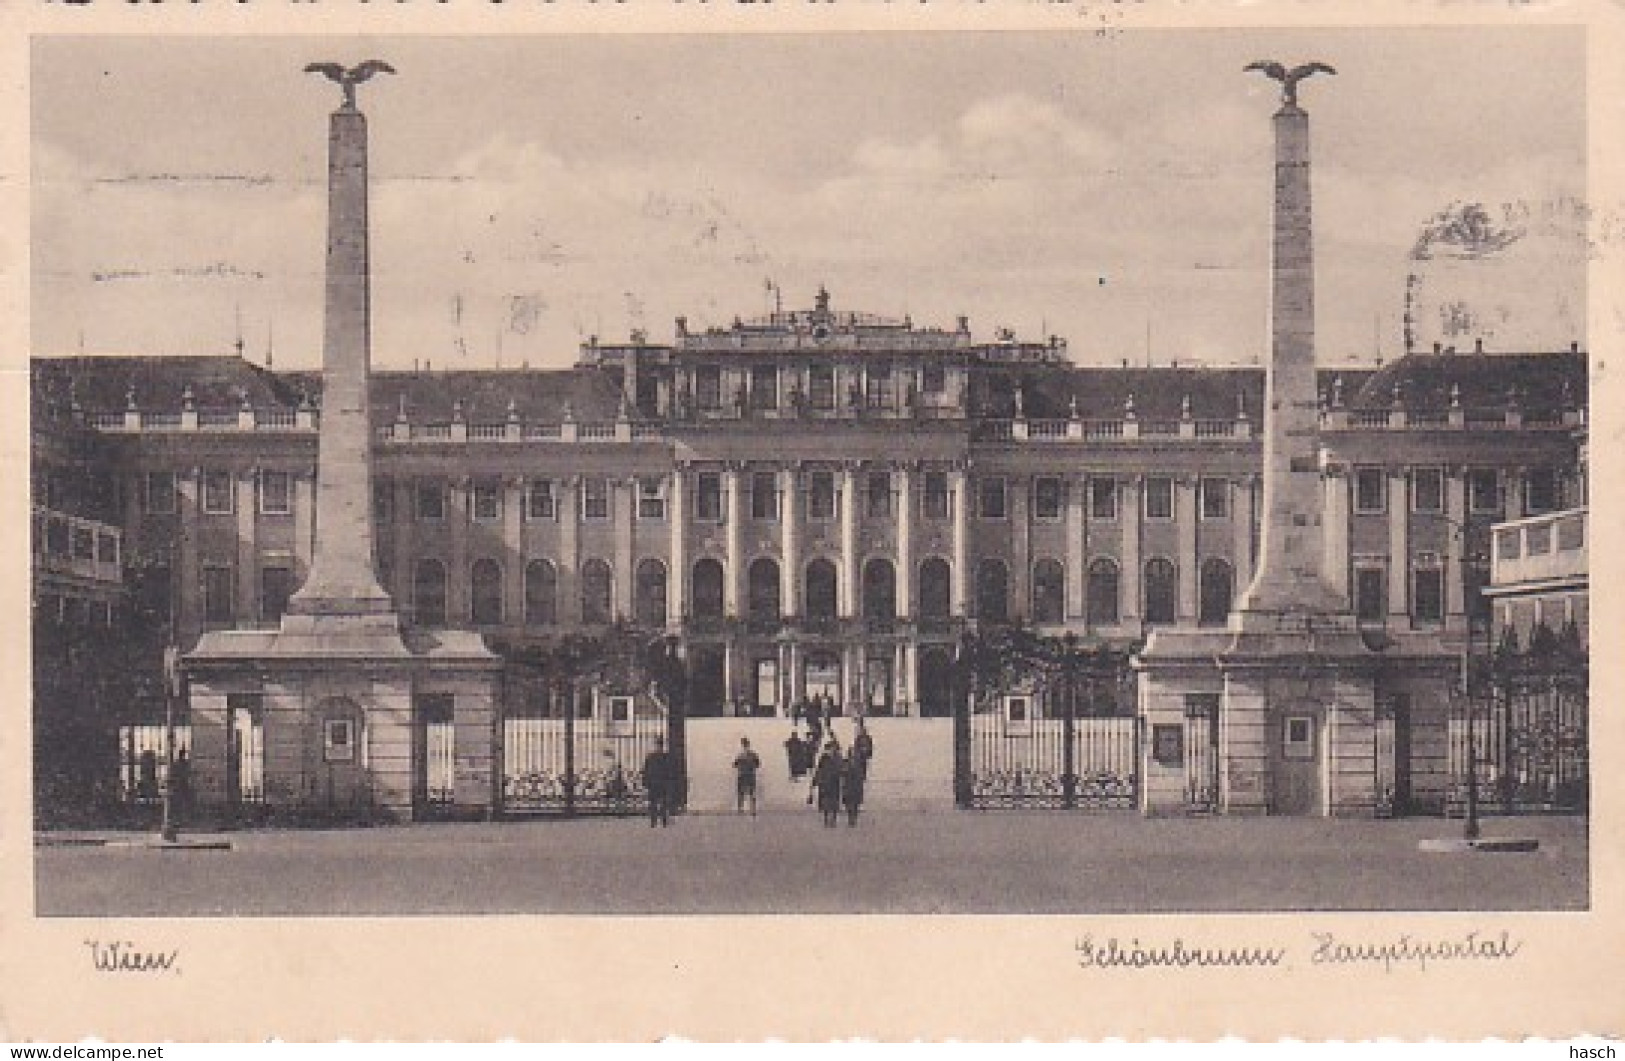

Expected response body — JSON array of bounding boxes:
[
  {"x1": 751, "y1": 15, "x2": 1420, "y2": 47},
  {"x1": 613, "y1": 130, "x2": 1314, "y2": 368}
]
[
  {"x1": 923, "y1": 471, "x2": 950, "y2": 520},
  {"x1": 1354, "y1": 468, "x2": 1386, "y2": 514},
  {"x1": 1411, "y1": 467, "x2": 1443, "y2": 514},
  {"x1": 1468, "y1": 469, "x2": 1500, "y2": 514},
  {"x1": 1090, "y1": 478, "x2": 1118, "y2": 520},
  {"x1": 259, "y1": 471, "x2": 292, "y2": 516},
  {"x1": 202, "y1": 469, "x2": 235, "y2": 515},
  {"x1": 202, "y1": 565, "x2": 234, "y2": 625},
  {"x1": 809, "y1": 366, "x2": 836, "y2": 411},
  {"x1": 750, "y1": 365, "x2": 778, "y2": 411},
  {"x1": 921, "y1": 363, "x2": 947, "y2": 394},
  {"x1": 695, "y1": 472, "x2": 724, "y2": 522},
  {"x1": 748, "y1": 558, "x2": 782, "y2": 622},
  {"x1": 581, "y1": 478, "x2": 610, "y2": 521},
  {"x1": 1031, "y1": 558, "x2": 1065, "y2": 623},
  {"x1": 471, "y1": 559, "x2": 503, "y2": 625},
  {"x1": 416, "y1": 481, "x2": 446, "y2": 521},
  {"x1": 695, "y1": 366, "x2": 723, "y2": 411},
  {"x1": 634, "y1": 559, "x2": 667, "y2": 628},
  {"x1": 527, "y1": 480, "x2": 556, "y2": 520},
  {"x1": 804, "y1": 559, "x2": 838, "y2": 621},
  {"x1": 1144, "y1": 477, "x2": 1174, "y2": 521},
  {"x1": 979, "y1": 478, "x2": 1007, "y2": 520},
  {"x1": 1198, "y1": 558, "x2": 1233, "y2": 625},
  {"x1": 525, "y1": 560, "x2": 557, "y2": 626},
  {"x1": 752, "y1": 471, "x2": 779, "y2": 520},
  {"x1": 691, "y1": 559, "x2": 725, "y2": 619},
  {"x1": 1143, "y1": 558, "x2": 1177, "y2": 625},
  {"x1": 863, "y1": 558, "x2": 897, "y2": 622},
  {"x1": 1355, "y1": 564, "x2": 1386, "y2": 623},
  {"x1": 976, "y1": 559, "x2": 1009, "y2": 623},
  {"x1": 580, "y1": 559, "x2": 613, "y2": 624},
  {"x1": 144, "y1": 471, "x2": 177, "y2": 515},
  {"x1": 866, "y1": 472, "x2": 892, "y2": 519},
  {"x1": 1412, "y1": 560, "x2": 1444, "y2": 625},
  {"x1": 1033, "y1": 477, "x2": 1063, "y2": 521},
  {"x1": 808, "y1": 471, "x2": 836, "y2": 520},
  {"x1": 1525, "y1": 467, "x2": 1559, "y2": 514},
  {"x1": 260, "y1": 565, "x2": 294, "y2": 624},
  {"x1": 638, "y1": 479, "x2": 666, "y2": 521},
  {"x1": 866, "y1": 365, "x2": 894, "y2": 408},
  {"x1": 1200, "y1": 477, "x2": 1229, "y2": 520},
  {"x1": 918, "y1": 558, "x2": 952, "y2": 620},
  {"x1": 472, "y1": 479, "x2": 502, "y2": 521}
]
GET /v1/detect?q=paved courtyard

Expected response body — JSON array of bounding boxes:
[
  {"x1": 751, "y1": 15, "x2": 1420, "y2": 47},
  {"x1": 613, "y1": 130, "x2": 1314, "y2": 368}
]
[{"x1": 34, "y1": 810, "x2": 1587, "y2": 917}]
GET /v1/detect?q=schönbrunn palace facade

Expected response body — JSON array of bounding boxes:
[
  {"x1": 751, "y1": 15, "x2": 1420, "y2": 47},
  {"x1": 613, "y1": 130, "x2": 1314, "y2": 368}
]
[{"x1": 32, "y1": 292, "x2": 1589, "y2": 823}]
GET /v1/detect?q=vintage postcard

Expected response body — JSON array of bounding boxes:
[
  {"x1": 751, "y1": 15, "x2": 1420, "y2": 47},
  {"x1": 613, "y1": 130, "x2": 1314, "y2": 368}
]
[{"x1": 3, "y1": 0, "x2": 1621, "y2": 1043}]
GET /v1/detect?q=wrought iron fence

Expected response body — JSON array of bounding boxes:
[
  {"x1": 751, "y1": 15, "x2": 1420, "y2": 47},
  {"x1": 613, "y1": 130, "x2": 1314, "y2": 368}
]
[
  {"x1": 501, "y1": 696, "x2": 676, "y2": 816},
  {"x1": 1447, "y1": 675, "x2": 1587, "y2": 816}
]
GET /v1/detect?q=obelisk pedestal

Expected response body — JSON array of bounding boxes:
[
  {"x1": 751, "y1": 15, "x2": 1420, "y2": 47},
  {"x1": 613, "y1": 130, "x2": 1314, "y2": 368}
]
[
  {"x1": 183, "y1": 67, "x2": 500, "y2": 825},
  {"x1": 1137, "y1": 69, "x2": 1384, "y2": 818}
]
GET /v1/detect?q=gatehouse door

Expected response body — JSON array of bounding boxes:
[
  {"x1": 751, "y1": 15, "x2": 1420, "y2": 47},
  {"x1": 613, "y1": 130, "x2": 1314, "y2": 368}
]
[
  {"x1": 313, "y1": 697, "x2": 367, "y2": 812},
  {"x1": 1275, "y1": 711, "x2": 1323, "y2": 816}
]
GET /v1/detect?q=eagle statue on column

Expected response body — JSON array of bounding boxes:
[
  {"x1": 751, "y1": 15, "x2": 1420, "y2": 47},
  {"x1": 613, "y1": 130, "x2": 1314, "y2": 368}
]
[
  {"x1": 1245, "y1": 60, "x2": 1336, "y2": 108},
  {"x1": 305, "y1": 60, "x2": 397, "y2": 110}
]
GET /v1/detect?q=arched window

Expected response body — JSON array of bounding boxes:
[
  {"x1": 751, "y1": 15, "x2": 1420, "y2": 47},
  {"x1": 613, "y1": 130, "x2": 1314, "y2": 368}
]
[
  {"x1": 634, "y1": 559, "x2": 667, "y2": 628},
  {"x1": 976, "y1": 559, "x2": 1009, "y2": 624},
  {"x1": 1031, "y1": 558, "x2": 1065, "y2": 624},
  {"x1": 1144, "y1": 558, "x2": 1177, "y2": 625},
  {"x1": 471, "y1": 558, "x2": 503, "y2": 625},
  {"x1": 918, "y1": 558, "x2": 952, "y2": 620},
  {"x1": 1086, "y1": 558, "x2": 1120, "y2": 626},
  {"x1": 413, "y1": 559, "x2": 447, "y2": 628},
  {"x1": 805, "y1": 559, "x2": 838, "y2": 621},
  {"x1": 863, "y1": 558, "x2": 896, "y2": 621},
  {"x1": 580, "y1": 559, "x2": 613, "y2": 625},
  {"x1": 1199, "y1": 558, "x2": 1234, "y2": 626},
  {"x1": 691, "y1": 558, "x2": 725, "y2": 619},
  {"x1": 748, "y1": 557, "x2": 781, "y2": 622},
  {"x1": 524, "y1": 560, "x2": 557, "y2": 626}
]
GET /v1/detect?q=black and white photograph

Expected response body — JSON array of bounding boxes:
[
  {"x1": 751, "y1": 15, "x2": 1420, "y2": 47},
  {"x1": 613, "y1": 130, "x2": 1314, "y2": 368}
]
[{"x1": 11, "y1": 4, "x2": 1620, "y2": 1044}]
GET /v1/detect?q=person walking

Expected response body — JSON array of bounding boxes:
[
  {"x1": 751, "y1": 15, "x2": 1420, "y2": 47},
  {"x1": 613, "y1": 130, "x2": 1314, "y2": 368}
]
[
  {"x1": 733, "y1": 737, "x2": 762, "y2": 816},
  {"x1": 641, "y1": 736, "x2": 677, "y2": 828},
  {"x1": 841, "y1": 750, "x2": 866, "y2": 827},
  {"x1": 851, "y1": 719, "x2": 874, "y2": 782},
  {"x1": 784, "y1": 728, "x2": 806, "y2": 782},
  {"x1": 809, "y1": 739, "x2": 845, "y2": 828}
]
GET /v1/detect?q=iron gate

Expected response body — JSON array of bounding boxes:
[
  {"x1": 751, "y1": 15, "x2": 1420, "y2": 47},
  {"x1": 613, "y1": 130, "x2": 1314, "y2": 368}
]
[
  {"x1": 954, "y1": 692, "x2": 1139, "y2": 810},
  {"x1": 501, "y1": 688, "x2": 684, "y2": 816},
  {"x1": 1447, "y1": 674, "x2": 1588, "y2": 816}
]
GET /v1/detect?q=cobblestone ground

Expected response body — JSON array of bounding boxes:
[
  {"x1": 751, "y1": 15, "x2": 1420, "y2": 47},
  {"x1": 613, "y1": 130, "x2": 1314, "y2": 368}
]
[{"x1": 35, "y1": 810, "x2": 1587, "y2": 916}]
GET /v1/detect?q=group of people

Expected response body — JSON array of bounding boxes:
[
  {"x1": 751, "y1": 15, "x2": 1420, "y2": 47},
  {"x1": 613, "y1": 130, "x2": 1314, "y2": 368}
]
[
  {"x1": 637, "y1": 709, "x2": 877, "y2": 828},
  {"x1": 789, "y1": 718, "x2": 874, "y2": 827}
]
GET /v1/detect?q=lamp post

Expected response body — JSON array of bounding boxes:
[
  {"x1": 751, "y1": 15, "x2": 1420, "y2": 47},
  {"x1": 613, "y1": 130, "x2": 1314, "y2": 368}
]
[{"x1": 160, "y1": 642, "x2": 180, "y2": 843}]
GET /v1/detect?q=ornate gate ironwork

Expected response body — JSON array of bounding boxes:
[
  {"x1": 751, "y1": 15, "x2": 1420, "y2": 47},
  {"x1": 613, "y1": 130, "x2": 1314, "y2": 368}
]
[
  {"x1": 955, "y1": 697, "x2": 1138, "y2": 810},
  {"x1": 951, "y1": 628, "x2": 1139, "y2": 811},
  {"x1": 496, "y1": 630, "x2": 688, "y2": 818},
  {"x1": 1448, "y1": 674, "x2": 1587, "y2": 816}
]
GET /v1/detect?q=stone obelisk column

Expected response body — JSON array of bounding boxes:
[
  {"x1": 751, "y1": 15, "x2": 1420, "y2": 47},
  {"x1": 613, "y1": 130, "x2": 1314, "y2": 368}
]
[
  {"x1": 1231, "y1": 66, "x2": 1349, "y2": 630},
  {"x1": 286, "y1": 71, "x2": 396, "y2": 625}
]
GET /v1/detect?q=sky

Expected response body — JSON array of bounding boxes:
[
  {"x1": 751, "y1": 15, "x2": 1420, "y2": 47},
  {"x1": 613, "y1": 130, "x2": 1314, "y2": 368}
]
[{"x1": 31, "y1": 29, "x2": 1586, "y2": 371}]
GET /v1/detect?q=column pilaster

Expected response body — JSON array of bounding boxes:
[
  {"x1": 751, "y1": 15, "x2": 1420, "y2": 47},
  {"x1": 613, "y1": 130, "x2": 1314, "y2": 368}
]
[
  {"x1": 839, "y1": 462, "x2": 859, "y2": 619},
  {"x1": 950, "y1": 463, "x2": 970, "y2": 617},
  {"x1": 724, "y1": 464, "x2": 743, "y2": 619},
  {"x1": 669, "y1": 465, "x2": 687, "y2": 627},
  {"x1": 1176, "y1": 475, "x2": 1198, "y2": 623},
  {"x1": 1121, "y1": 475, "x2": 1142, "y2": 624},
  {"x1": 1387, "y1": 469, "x2": 1409, "y2": 621},
  {"x1": 236, "y1": 469, "x2": 258, "y2": 625},
  {"x1": 896, "y1": 462, "x2": 913, "y2": 620}
]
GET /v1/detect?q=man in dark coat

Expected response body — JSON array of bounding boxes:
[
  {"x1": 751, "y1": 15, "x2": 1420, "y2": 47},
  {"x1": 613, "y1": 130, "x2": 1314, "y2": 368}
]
[
  {"x1": 841, "y1": 752, "x2": 866, "y2": 827},
  {"x1": 784, "y1": 729, "x2": 806, "y2": 781},
  {"x1": 851, "y1": 720, "x2": 874, "y2": 782},
  {"x1": 641, "y1": 736, "x2": 678, "y2": 828},
  {"x1": 809, "y1": 740, "x2": 844, "y2": 828}
]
